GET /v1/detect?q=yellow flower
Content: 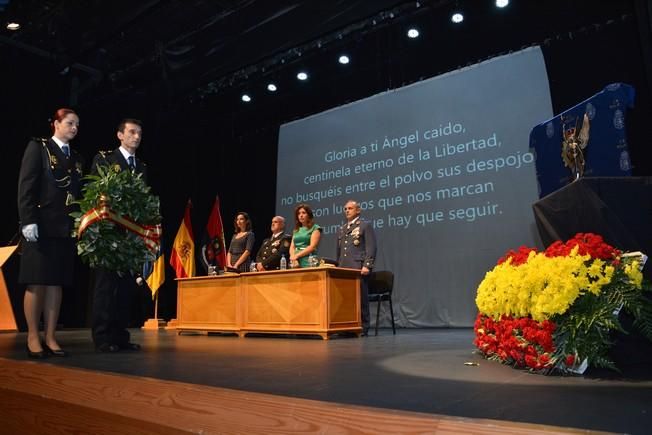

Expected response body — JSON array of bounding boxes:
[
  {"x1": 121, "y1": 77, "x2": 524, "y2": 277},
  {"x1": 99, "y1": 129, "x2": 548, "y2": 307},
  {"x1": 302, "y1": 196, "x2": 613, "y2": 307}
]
[
  {"x1": 475, "y1": 250, "x2": 617, "y2": 321},
  {"x1": 624, "y1": 260, "x2": 643, "y2": 288}
]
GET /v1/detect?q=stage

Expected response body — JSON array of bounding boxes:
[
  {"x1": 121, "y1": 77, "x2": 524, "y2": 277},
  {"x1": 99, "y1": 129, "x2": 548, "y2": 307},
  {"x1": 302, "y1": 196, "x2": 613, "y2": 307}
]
[{"x1": 1, "y1": 328, "x2": 649, "y2": 434}]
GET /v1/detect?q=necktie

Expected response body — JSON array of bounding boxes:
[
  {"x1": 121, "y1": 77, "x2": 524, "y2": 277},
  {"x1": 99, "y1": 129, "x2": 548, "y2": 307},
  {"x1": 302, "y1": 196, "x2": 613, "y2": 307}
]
[
  {"x1": 62, "y1": 145, "x2": 70, "y2": 158},
  {"x1": 128, "y1": 155, "x2": 136, "y2": 171}
]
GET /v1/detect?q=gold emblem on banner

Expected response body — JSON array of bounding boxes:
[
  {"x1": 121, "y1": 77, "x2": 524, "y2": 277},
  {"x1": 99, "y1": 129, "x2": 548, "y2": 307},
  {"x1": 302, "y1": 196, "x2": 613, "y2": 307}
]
[{"x1": 561, "y1": 113, "x2": 590, "y2": 180}]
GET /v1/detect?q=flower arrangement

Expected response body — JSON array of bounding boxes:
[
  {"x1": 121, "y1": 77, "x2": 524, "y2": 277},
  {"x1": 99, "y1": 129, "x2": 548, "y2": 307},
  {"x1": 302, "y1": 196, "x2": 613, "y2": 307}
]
[
  {"x1": 71, "y1": 165, "x2": 162, "y2": 274},
  {"x1": 474, "y1": 233, "x2": 652, "y2": 374}
]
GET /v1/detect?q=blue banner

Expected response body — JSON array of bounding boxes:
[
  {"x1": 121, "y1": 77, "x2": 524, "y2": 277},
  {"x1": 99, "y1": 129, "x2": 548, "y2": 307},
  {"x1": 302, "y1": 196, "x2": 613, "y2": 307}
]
[{"x1": 530, "y1": 83, "x2": 634, "y2": 197}]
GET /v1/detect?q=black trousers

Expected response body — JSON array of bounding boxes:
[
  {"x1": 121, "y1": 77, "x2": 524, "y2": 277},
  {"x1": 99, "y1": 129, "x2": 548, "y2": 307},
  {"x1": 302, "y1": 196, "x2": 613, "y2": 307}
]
[
  {"x1": 92, "y1": 268, "x2": 134, "y2": 346},
  {"x1": 361, "y1": 275, "x2": 370, "y2": 332}
]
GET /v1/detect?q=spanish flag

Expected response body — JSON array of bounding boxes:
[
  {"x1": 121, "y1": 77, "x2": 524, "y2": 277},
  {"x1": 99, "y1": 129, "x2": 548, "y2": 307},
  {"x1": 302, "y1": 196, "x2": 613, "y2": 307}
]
[
  {"x1": 170, "y1": 200, "x2": 196, "y2": 278},
  {"x1": 143, "y1": 247, "x2": 165, "y2": 299}
]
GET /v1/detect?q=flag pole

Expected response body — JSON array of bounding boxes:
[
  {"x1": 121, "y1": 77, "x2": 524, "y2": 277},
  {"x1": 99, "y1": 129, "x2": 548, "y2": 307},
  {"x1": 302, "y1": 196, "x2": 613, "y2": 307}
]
[
  {"x1": 142, "y1": 291, "x2": 167, "y2": 330},
  {"x1": 217, "y1": 195, "x2": 227, "y2": 272}
]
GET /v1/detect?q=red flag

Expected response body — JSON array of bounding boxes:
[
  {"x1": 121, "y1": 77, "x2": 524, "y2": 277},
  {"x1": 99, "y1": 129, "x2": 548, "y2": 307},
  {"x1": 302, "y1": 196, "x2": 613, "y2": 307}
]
[
  {"x1": 198, "y1": 196, "x2": 227, "y2": 273},
  {"x1": 170, "y1": 200, "x2": 196, "y2": 278}
]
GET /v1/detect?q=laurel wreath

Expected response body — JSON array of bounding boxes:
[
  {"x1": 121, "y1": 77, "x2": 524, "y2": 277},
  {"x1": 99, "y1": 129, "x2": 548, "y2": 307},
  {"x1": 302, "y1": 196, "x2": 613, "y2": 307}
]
[{"x1": 71, "y1": 165, "x2": 162, "y2": 273}]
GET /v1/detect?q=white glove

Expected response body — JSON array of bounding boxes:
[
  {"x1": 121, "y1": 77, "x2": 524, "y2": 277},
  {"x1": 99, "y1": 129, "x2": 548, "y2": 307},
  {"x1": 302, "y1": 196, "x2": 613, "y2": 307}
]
[{"x1": 22, "y1": 223, "x2": 39, "y2": 242}]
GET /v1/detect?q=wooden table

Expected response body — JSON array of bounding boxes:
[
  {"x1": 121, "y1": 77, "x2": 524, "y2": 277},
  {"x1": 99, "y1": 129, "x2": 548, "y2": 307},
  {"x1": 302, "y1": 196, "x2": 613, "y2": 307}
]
[{"x1": 176, "y1": 267, "x2": 362, "y2": 339}]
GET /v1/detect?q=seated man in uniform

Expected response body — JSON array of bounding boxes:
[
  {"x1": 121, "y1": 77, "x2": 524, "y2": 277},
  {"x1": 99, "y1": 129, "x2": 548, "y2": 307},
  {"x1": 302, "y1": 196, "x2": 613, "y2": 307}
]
[{"x1": 254, "y1": 216, "x2": 292, "y2": 271}]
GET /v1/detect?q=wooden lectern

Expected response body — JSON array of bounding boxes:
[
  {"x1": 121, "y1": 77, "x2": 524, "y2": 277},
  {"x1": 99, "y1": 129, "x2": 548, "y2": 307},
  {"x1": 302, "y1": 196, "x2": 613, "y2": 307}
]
[{"x1": 0, "y1": 246, "x2": 18, "y2": 332}]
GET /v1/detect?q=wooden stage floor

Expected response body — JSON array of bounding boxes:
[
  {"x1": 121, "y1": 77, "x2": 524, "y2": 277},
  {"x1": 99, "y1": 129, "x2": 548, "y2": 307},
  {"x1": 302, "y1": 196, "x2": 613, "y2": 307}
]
[{"x1": 1, "y1": 328, "x2": 649, "y2": 434}]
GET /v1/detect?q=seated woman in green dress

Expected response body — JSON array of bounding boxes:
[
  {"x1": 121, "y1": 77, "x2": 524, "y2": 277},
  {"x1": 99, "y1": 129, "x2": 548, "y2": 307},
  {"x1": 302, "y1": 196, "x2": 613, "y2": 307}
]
[{"x1": 289, "y1": 203, "x2": 322, "y2": 268}]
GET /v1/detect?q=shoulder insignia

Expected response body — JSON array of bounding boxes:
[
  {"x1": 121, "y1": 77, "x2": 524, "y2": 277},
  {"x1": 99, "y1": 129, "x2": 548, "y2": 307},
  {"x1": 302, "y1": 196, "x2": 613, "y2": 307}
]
[{"x1": 32, "y1": 137, "x2": 48, "y2": 145}]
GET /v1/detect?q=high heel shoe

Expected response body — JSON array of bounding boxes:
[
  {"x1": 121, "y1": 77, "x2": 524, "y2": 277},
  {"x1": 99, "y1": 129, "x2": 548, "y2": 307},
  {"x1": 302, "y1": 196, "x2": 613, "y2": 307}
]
[
  {"x1": 26, "y1": 345, "x2": 48, "y2": 359},
  {"x1": 43, "y1": 344, "x2": 68, "y2": 357}
]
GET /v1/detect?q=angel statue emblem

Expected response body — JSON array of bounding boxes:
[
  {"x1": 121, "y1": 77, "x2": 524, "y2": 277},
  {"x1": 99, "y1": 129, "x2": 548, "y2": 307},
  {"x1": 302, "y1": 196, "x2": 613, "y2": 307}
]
[{"x1": 561, "y1": 113, "x2": 590, "y2": 180}]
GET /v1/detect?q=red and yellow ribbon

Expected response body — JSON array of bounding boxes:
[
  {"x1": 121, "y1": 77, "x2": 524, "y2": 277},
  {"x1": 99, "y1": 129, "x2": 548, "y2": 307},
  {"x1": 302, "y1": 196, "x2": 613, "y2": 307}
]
[{"x1": 78, "y1": 205, "x2": 161, "y2": 253}]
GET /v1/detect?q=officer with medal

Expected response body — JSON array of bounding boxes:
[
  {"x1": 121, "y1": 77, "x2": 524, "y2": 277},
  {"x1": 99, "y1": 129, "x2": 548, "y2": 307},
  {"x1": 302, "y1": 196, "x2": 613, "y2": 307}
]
[
  {"x1": 255, "y1": 216, "x2": 292, "y2": 271},
  {"x1": 17, "y1": 108, "x2": 83, "y2": 358},
  {"x1": 336, "y1": 200, "x2": 377, "y2": 336},
  {"x1": 90, "y1": 118, "x2": 147, "y2": 353}
]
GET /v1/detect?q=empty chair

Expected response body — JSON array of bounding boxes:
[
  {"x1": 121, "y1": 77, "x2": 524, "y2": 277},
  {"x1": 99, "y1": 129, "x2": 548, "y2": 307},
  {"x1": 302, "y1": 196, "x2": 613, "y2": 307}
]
[{"x1": 367, "y1": 271, "x2": 395, "y2": 335}]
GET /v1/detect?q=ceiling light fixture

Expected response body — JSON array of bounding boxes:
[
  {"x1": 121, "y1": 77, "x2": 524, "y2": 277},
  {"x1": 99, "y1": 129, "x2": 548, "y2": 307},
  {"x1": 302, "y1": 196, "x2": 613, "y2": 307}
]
[
  {"x1": 338, "y1": 55, "x2": 350, "y2": 65},
  {"x1": 407, "y1": 28, "x2": 419, "y2": 38},
  {"x1": 241, "y1": 94, "x2": 251, "y2": 102},
  {"x1": 451, "y1": 12, "x2": 464, "y2": 24},
  {"x1": 496, "y1": 0, "x2": 509, "y2": 8},
  {"x1": 267, "y1": 83, "x2": 277, "y2": 92},
  {"x1": 297, "y1": 71, "x2": 308, "y2": 81},
  {"x1": 6, "y1": 22, "x2": 20, "y2": 31}
]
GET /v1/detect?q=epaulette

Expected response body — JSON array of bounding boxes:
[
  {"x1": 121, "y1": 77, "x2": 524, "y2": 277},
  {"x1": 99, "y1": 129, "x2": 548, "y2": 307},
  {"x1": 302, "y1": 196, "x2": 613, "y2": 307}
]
[{"x1": 31, "y1": 137, "x2": 48, "y2": 145}]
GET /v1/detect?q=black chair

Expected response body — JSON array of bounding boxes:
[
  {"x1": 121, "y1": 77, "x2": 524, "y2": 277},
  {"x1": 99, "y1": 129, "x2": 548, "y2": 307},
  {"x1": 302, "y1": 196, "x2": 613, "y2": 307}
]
[{"x1": 367, "y1": 271, "x2": 396, "y2": 335}]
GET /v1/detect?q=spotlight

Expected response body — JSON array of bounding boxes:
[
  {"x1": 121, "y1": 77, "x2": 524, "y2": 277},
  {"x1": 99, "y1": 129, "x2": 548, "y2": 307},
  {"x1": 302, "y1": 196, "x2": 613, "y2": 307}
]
[
  {"x1": 241, "y1": 94, "x2": 251, "y2": 102},
  {"x1": 496, "y1": 0, "x2": 509, "y2": 7},
  {"x1": 6, "y1": 22, "x2": 20, "y2": 31},
  {"x1": 297, "y1": 71, "x2": 308, "y2": 81},
  {"x1": 267, "y1": 83, "x2": 277, "y2": 92},
  {"x1": 338, "y1": 55, "x2": 350, "y2": 65},
  {"x1": 407, "y1": 28, "x2": 419, "y2": 38},
  {"x1": 451, "y1": 12, "x2": 464, "y2": 23}
]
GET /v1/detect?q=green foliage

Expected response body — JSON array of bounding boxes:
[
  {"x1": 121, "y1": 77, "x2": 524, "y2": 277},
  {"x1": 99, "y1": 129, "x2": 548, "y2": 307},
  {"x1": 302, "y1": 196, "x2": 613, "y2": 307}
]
[
  {"x1": 550, "y1": 260, "x2": 652, "y2": 373},
  {"x1": 71, "y1": 165, "x2": 161, "y2": 273}
]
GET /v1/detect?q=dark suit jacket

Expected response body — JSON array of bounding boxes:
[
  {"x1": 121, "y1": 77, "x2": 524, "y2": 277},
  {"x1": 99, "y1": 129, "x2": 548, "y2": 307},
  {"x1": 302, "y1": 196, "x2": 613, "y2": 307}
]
[
  {"x1": 91, "y1": 148, "x2": 147, "y2": 182},
  {"x1": 17, "y1": 138, "x2": 83, "y2": 238},
  {"x1": 255, "y1": 233, "x2": 292, "y2": 270},
  {"x1": 336, "y1": 218, "x2": 377, "y2": 270}
]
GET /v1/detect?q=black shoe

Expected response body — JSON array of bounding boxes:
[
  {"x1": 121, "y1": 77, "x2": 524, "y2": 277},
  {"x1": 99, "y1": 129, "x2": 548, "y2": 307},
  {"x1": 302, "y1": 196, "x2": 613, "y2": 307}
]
[
  {"x1": 119, "y1": 342, "x2": 141, "y2": 351},
  {"x1": 43, "y1": 344, "x2": 68, "y2": 357},
  {"x1": 96, "y1": 343, "x2": 120, "y2": 353},
  {"x1": 26, "y1": 345, "x2": 48, "y2": 359},
  {"x1": 360, "y1": 329, "x2": 369, "y2": 337}
]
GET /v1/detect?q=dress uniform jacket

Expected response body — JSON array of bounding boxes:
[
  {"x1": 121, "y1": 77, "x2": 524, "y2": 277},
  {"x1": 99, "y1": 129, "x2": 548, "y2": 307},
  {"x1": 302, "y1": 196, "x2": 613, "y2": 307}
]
[
  {"x1": 336, "y1": 218, "x2": 376, "y2": 270},
  {"x1": 18, "y1": 138, "x2": 83, "y2": 238},
  {"x1": 255, "y1": 233, "x2": 292, "y2": 270},
  {"x1": 91, "y1": 148, "x2": 147, "y2": 181}
]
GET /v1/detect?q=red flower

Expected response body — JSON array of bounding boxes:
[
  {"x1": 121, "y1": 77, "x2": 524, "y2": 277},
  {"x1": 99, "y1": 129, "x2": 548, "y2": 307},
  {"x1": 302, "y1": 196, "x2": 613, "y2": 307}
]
[
  {"x1": 565, "y1": 354, "x2": 575, "y2": 366},
  {"x1": 474, "y1": 313, "x2": 557, "y2": 372},
  {"x1": 544, "y1": 233, "x2": 620, "y2": 262},
  {"x1": 497, "y1": 246, "x2": 537, "y2": 266}
]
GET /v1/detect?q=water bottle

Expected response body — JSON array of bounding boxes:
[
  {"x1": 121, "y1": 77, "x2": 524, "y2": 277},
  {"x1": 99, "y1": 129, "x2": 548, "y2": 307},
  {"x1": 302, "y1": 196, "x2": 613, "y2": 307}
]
[
  {"x1": 308, "y1": 254, "x2": 316, "y2": 267},
  {"x1": 250, "y1": 261, "x2": 257, "y2": 272},
  {"x1": 280, "y1": 255, "x2": 287, "y2": 270}
]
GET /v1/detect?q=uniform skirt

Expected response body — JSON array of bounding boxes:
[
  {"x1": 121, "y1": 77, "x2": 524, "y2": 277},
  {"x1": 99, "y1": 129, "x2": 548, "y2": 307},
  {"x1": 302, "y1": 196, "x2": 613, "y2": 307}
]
[{"x1": 18, "y1": 237, "x2": 76, "y2": 287}]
